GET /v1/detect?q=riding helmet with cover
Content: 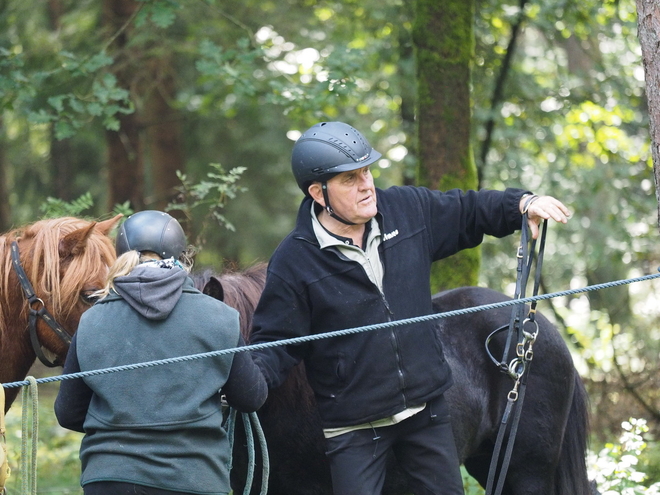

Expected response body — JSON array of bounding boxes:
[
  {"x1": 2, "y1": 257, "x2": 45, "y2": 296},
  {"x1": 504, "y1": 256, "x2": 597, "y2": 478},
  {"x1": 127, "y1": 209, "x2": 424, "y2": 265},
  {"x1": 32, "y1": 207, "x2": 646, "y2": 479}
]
[
  {"x1": 115, "y1": 210, "x2": 187, "y2": 260},
  {"x1": 291, "y1": 121, "x2": 382, "y2": 194}
]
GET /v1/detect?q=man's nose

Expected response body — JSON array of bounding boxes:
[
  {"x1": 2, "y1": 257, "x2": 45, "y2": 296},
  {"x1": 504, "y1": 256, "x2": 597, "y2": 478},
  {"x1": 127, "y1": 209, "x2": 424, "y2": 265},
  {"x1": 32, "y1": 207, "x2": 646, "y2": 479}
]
[{"x1": 357, "y1": 172, "x2": 372, "y2": 188}]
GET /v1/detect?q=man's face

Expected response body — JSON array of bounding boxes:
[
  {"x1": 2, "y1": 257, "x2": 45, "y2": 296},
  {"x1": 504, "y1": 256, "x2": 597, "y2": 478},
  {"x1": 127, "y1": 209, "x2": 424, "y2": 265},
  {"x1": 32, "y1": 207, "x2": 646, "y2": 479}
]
[{"x1": 323, "y1": 165, "x2": 377, "y2": 224}]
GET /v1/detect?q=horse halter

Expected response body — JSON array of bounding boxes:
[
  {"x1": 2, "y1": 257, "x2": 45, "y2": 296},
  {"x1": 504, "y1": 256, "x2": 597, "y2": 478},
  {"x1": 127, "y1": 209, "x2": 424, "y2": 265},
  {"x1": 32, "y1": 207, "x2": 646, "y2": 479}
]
[{"x1": 10, "y1": 241, "x2": 72, "y2": 368}]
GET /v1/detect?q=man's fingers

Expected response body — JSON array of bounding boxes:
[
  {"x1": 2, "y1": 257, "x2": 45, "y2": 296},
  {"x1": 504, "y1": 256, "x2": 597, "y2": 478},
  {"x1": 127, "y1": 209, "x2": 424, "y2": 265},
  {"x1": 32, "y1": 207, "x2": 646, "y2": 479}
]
[
  {"x1": 528, "y1": 197, "x2": 570, "y2": 224},
  {"x1": 527, "y1": 218, "x2": 540, "y2": 239}
]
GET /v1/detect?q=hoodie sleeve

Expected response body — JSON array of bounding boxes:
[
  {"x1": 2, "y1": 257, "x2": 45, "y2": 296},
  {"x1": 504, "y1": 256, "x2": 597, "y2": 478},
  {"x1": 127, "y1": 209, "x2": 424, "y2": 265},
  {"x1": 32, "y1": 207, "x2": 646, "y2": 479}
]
[
  {"x1": 54, "y1": 333, "x2": 93, "y2": 433},
  {"x1": 222, "y1": 335, "x2": 268, "y2": 412}
]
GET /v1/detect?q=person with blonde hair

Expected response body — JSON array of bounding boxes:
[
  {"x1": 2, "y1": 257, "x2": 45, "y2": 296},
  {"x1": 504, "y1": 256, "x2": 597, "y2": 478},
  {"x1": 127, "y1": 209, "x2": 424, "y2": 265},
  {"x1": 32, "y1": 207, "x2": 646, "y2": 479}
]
[{"x1": 55, "y1": 210, "x2": 267, "y2": 495}]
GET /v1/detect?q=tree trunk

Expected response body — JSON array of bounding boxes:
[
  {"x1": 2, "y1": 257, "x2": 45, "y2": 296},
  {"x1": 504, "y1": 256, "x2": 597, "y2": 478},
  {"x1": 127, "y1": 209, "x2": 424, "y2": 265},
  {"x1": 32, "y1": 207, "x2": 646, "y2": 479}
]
[
  {"x1": 413, "y1": 0, "x2": 479, "y2": 292},
  {"x1": 398, "y1": 1, "x2": 417, "y2": 187},
  {"x1": 636, "y1": 0, "x2": 660, "y2": 231},
  {"x1": 48, "y1": 0, "x2": 74, "y2": 203},
  {"x1": 50, "y1": 132, "x2": 73, "y2": 202},
  {"x1": 106, "y1": 117, "x2": 145, "y2": 211},
  {"x1": 0, "y1": 117, "x2": 9, "y2": 232},
  {"x1": 103, "y1": 0, "x2": 145, "y2": 211},
  {"x1": 47, "y1": 0, "x2": 64, "y2": 31},
  {"x1": 144, "y1": 57, "x2": 185, "y2": 212}
]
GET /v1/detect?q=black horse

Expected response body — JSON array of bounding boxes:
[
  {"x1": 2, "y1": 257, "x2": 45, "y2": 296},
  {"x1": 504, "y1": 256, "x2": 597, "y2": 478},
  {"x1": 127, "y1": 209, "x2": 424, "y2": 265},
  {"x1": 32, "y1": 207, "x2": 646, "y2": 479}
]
[{"x1": 194, "y1": 267, "x2": 593, "y2": 495}]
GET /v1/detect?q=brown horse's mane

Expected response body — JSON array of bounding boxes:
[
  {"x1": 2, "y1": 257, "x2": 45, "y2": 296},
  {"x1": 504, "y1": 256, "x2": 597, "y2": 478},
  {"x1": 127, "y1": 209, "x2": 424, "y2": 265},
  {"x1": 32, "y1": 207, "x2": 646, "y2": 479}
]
[
  {"x1": 191, "y1": 261, "x2": 318, "y2": 410},
  {"x1": 191, "y1": 262, "x2": 268, "y2": 340},
  {"x1": 0, "y1": 217, "x2": 117, "y2": 335}
]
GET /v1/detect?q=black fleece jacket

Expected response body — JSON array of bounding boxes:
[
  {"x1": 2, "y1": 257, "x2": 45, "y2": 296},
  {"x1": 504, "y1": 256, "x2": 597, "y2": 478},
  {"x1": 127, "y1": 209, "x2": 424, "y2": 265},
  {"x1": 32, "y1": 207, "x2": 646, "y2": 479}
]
[{"x1": 251, "y1": 186, "x2": 526, "y2": 428}]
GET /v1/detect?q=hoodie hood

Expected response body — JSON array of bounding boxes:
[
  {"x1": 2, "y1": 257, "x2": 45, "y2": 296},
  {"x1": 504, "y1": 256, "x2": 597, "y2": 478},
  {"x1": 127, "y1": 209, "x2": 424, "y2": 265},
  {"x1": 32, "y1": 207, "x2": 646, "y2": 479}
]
[{"x1": 112, "y1": 263, "x2": 188, "y2": 320}]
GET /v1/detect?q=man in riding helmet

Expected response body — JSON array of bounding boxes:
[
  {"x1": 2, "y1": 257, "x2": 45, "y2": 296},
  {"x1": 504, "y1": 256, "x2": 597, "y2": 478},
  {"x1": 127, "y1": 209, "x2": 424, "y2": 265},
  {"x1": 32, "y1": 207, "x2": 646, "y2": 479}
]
[{"x1": 250, "y1": 121, "x2": 570, "y2": 495}]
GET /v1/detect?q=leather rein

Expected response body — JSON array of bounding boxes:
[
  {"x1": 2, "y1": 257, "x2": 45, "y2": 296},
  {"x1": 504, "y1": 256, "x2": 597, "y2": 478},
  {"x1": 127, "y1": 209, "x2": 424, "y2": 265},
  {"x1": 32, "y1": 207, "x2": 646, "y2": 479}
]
[
  {"x1": 483, "y1": 216, "x2": 548, "y2": 495},
  {"x1": 10, "y1": 241, "x2": 72, "y2": 368}
]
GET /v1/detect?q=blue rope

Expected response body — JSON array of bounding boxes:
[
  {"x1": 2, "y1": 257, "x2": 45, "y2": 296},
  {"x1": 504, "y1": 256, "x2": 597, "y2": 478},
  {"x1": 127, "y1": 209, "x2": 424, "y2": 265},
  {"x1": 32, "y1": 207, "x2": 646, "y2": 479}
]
[{"x1": 3, "y1": 271, "x2": 660, "y2": 390}]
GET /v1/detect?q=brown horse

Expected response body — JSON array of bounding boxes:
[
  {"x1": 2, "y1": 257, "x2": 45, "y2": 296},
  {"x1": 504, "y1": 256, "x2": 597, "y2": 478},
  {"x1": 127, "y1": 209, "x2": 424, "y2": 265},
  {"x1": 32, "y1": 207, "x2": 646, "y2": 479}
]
[
  {"x1": 0, "y1": 215, "x2": 121, "y2": 411},
  {"x1": 192, "y1": 265, "x2": 334, "y2": 494},
  {"x1": 194, "y1": 263, "x2": 595, "y2": 495}
]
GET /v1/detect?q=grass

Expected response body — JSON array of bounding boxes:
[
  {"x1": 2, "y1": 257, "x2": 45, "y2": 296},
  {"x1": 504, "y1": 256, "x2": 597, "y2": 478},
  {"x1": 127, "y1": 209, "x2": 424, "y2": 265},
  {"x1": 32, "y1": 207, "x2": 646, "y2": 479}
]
[{"x1": 4, "y1": 378, "x2": 83, "y2": 494}]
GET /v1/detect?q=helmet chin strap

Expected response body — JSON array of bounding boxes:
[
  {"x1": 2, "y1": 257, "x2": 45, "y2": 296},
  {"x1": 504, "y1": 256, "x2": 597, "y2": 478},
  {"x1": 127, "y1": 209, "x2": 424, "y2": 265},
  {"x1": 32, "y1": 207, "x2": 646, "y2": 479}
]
[{"x1": 321, "y1": 182, "x2": 357, "y2": 226}]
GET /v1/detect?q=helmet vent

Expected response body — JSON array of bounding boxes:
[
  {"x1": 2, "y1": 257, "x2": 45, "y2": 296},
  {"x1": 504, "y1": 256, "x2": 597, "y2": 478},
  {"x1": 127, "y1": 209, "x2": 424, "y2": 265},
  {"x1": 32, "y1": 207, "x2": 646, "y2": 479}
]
[{"x1": 290, "y1": 121, "x2": 381, "y2": 193}]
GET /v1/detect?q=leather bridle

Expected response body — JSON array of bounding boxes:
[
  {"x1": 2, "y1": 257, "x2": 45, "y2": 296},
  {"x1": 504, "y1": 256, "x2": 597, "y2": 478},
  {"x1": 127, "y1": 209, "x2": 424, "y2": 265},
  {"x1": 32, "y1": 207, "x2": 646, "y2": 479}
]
[
  {"x1": 10, "y1": 241, "x2": 72, "y2": 368},
  {"x1": 483, "y1": 216, "x2": 548, "y2": 495}
]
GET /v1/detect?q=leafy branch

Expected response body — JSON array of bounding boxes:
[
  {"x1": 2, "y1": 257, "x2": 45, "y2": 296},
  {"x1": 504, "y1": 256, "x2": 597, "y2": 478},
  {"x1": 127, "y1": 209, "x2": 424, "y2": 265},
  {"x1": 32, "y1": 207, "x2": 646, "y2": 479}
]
[
  {"x1": 167, "y1": 163, "x2": 247, "y2": 247},
  {"x1": 40, "y1": 193, "x2": 132, "y2": 220}
]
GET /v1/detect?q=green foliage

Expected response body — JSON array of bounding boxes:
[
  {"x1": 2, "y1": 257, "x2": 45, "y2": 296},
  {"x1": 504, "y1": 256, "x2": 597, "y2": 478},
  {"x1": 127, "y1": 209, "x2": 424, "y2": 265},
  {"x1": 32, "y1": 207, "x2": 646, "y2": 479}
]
[
  {"x1": 462, "y1": 466, "x2": 485, "y2": 495},
  {"x1": 112, "y1": 202, "x2": 135, "y2": 219},
  {"x1": 135, "y1": 0, "x2": 182, "y2": 29},
  {"x1": 0, "y1": 47, "x2": 28, "y2": 110},
  {"x1": 0, "y1": 46, "x2": 133, "y2": 140},
  {"x1": 263, "y1": 43, "x2": 366, "y2": 118},
  {"x1": 588, "y1": 418, "x2": 660, "y2": 494},
  {"x1": 40, "y1": 193, "x2": 95, "y2": 218},
  {"x1": 196, "y1": 38, "x2": 265, "y2": 99},
  {"x1": 39, "y1": 194, "x2": 132, "y2": 221},
  {"x1": 473, "y1": 0, "x2": 660, "y2": 441},
  {"x1": 167, "y1": 163, "x2": 247, "y2": 246}
]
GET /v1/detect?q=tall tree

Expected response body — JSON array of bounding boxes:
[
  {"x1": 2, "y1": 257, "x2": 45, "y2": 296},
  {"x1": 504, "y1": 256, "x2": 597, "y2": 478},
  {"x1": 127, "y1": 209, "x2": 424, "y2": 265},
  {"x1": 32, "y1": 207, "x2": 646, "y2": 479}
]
[
  {"x1": 47, "y1": 0, "x2": 74, "y2": 202},
  {"x1": 0, "y1": 1, "x2": 16, "y2": 229},
  {"x1": 0, "y1": 118, "x2": 8, "y2": 232},
  {"x1": 636, "y1": 0, "x2": 660, "y2": 232},
  {"x1": 144, "y1": 55, "x2": 184, "y2": 211},
  {"x1": 103, "y1": 0, "x2": 145, "y2": 211},
  {"x1": 413, "y1": 0, "x2": 480, "y2": 292}
]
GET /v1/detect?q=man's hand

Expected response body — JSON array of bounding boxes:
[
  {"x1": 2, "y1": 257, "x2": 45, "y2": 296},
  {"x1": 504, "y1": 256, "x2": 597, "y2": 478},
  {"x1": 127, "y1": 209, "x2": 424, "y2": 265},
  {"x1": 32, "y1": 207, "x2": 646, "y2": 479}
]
[{"x1": 519, "y1": 194, "x2": 571, "y2": 239}]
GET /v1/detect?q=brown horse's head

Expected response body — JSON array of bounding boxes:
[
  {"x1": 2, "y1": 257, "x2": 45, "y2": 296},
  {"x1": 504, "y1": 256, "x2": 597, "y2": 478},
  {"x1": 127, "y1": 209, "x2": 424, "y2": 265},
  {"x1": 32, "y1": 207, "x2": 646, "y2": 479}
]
[
  {"x1": 192, "y1": 262, "x2": 317, "y2": 413},
  {"x1": 191, "y1": 262, "x2": 268, "y2": 342},
  {"x1": 0, "y1": 215, "x2": 122, "y2": 377}
]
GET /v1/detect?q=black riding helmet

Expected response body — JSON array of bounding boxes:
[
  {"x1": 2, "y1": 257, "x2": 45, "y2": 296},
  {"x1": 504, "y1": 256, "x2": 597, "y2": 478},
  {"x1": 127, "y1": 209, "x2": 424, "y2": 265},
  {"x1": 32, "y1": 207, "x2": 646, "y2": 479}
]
[
  {"x1": 292, "y1": 122, "x2": 382, "y2": 225},
  {"x1": 115, "y1": 210, "x2": 187, "y2": 260},
  {"x1": 291, "y1": 121, "x2": 382, "y2": 194}
]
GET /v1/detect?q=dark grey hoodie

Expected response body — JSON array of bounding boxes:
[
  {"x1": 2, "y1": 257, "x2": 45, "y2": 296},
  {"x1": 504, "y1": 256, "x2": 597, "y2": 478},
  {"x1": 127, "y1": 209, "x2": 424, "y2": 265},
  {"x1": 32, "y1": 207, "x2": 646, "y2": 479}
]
[
  {"x1": 70, "y1": 263, "x2": 243, "y2": 494},
  {"x1": 113, "y1": 263, "x2": 188, "y2": 320}
]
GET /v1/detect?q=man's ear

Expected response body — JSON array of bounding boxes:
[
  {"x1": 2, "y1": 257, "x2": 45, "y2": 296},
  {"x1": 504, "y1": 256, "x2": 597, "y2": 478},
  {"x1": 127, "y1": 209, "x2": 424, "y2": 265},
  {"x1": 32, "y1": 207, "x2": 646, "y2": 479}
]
[{"x1": 308, "y1": 183, "x2": 325, "y2": 207}]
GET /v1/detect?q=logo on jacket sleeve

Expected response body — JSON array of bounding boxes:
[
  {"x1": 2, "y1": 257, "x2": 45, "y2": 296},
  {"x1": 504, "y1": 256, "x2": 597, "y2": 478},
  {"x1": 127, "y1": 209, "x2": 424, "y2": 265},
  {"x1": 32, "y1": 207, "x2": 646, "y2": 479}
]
[{"x1": 383, "y1": 229, "x2": 399, "y2": 241}]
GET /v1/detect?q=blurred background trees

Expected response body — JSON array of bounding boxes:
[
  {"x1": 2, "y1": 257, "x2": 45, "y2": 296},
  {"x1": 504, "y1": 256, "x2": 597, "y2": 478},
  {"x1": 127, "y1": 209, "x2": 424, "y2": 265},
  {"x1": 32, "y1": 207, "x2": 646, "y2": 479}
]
[{"x1": 2, "y1": 0, "x2": 660, "y2": 482}]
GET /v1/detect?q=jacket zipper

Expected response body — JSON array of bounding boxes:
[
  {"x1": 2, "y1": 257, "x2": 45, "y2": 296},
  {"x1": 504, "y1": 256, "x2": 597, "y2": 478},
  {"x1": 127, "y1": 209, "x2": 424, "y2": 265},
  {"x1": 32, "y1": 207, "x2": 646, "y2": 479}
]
[
  {"x1": 353, "y1": 257, "x2": 407, "y2": 408},
  {"x1": 300, "y1": 233, "x2": 409, "y2": 408}
]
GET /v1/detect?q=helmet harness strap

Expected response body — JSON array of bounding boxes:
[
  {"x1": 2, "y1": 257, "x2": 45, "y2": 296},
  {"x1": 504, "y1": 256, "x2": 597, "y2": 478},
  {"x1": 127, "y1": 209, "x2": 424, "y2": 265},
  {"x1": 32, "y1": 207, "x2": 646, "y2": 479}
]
[{"x1": 321, "y1": 182, "x2": 357, "y2": 226}]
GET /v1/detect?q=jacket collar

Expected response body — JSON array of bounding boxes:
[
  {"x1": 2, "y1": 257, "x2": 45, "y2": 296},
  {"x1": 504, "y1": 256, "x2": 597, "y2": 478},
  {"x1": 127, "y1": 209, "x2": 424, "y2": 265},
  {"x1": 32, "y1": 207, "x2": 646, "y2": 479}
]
[{"x1": 294, "y1": 192, "x2": 387, "y2": 244}]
